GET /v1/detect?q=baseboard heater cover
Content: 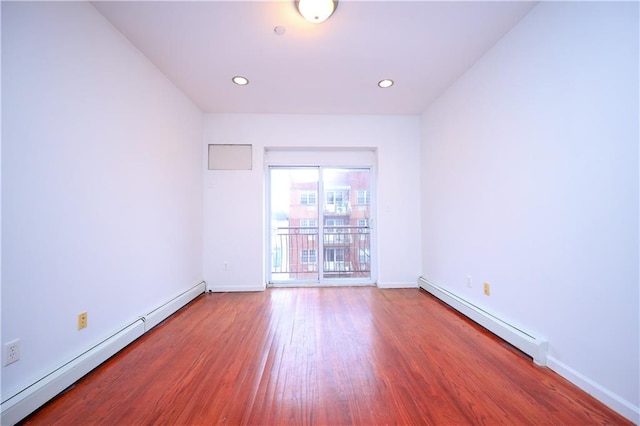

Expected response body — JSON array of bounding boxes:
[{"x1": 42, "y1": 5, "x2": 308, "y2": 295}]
[
  {"x1": 0, "y1": 320, "x2": 145, "y2": 426},
  {"x1": 418, "y1": 277, "x2": 548, "y2": 366},
  {"x1": 0, "y1": 280, "x2": 206, "y2": 426},
  {"x1": 143, "y1": 281, "x2": 206, "y2": 331}
]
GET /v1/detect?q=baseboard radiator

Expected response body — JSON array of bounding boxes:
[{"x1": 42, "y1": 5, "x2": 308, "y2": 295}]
[
  {"x1": 418, "y1": 277, "x2": 548, "y2": 366},
  {"x1": 0, "y1": 281, "x2": 206, "y2": 426},
  {"x1": 143, "y1": 281, "x2": 206, "y2": 331}
]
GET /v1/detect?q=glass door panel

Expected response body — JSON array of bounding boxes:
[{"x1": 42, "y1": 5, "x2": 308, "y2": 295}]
[
  {"x1": 269, "y1": 168, "x2": 319, "y2": 283},
  {"x1": 321, "y1": 168, "x2": 371, "y2": 281}
]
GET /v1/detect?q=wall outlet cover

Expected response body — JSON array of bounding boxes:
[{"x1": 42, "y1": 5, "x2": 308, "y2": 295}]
[
  {"x1": 78, "y1": 312, "x2": 88, "y2": 330},
  {"x1": 4, "y1": 340, "x2": 21, "y2": 366}
]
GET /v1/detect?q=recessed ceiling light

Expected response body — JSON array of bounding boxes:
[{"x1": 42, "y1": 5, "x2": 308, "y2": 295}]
[
  {"x1": 378, "y1": 79, "x2": 394, "y2": 88},
  {"x1": 232, "y1": 76, "x2": 249, "y2": 86}
]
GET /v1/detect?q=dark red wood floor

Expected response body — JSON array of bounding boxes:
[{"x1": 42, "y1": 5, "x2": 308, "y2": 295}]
[{"x1": 21, "y1": 287, "x2": 631, "y2": 425}]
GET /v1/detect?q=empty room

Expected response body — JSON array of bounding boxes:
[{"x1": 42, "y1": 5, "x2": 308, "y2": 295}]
[{"x1": 1, "y1": 0, "x2": 638, "y2": 424}]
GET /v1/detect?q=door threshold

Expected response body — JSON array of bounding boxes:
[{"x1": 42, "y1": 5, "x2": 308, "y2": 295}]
[{"x1": 267, "y1": 282, "x2": 376, "y2": 288}]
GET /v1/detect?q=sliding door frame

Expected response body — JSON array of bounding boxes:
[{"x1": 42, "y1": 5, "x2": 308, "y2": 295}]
[{"x1": 266, "y1": 165, "x2": 377, "y2": 287}]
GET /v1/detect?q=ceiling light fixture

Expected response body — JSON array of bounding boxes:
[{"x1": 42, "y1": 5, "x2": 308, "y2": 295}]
[
  {"x1": 296, "y1": 0, "x2": 338, "y2": 24},
  {"x1": 378, "y1": 79, "x2": 394, "y2": 88},
  {"x1": 232, "y1": 76, "x2": 249, "y2": 86}
]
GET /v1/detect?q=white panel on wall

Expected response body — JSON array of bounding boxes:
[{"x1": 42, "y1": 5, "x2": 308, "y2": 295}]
[
  {"x1": 208, "y1": 144, "x2": 252, "y2": 170},
  {"x1": 264, "y1": 147, "x2": 377, "y2": 167}
]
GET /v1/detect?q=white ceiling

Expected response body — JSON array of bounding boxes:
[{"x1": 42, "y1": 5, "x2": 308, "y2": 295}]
[{"x1": 93, "y1": 1, "x2": 537, "y2": 115}]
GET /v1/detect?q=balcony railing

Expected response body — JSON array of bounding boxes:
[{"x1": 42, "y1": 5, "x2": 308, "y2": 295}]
[{"x1": 271, "y1": 226, "x2": 371, "y2": 280}]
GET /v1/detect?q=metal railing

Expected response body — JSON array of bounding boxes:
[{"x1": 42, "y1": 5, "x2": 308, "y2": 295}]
[{"x1": 271, "y1": 226, "x2": 371, "y2": 280}]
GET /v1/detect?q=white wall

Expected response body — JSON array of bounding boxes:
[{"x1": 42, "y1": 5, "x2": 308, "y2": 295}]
[
  {"x1": 1, "y1": 2, "x2": 203, "y2": 400},
  {"x1": 420, "y1": 1, "x2": 639, "y2": 421},
  {"x1": 203, "y1": 114, "x2": 421, "y2": 291}
]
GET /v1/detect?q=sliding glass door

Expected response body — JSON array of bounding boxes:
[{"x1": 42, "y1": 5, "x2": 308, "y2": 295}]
[
  {"x1": 269, "y1": 168, "x2": 320, "y2": 283},
  {"x1": 268, "y1": 167, "x2": 373, "y2": 285}
]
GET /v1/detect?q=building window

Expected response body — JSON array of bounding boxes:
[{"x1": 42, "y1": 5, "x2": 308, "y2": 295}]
[
  {"x1": 301, "y1": 249, "x2": 317, "y2": 264},
  {"x1": 326, "y1": 191, "x2": 334, "y2": 205},
  {"x1": 325, "y1": 190, "x2": 350, "y2": 214},
  {"x1": 326, "y1": 191, "x2": 348, "y2": 206},
  {"x1": 357, "y1": 190, "x2": 370, "y2": 205},
  {"x1": 357, "y1": 219, "x2": 369, "y2": 240},
  {"x1": 300, "y1": 219, "x2": 318, "y2": 234},
  {"x1": 325, "y1": 218, "x2": 347, "y2": 243},
  {"x1": 325, "y1": 218, "x2": 347, "y2": 228},
  {"x1": 301, "y1": 191, "x2": 317, "y2": 205},
  {"x1": 357, "y1": 190, "x2": 370, "y2": 204},
  {"x1": 326, "y1": 248, "x2": 345, "y2": 262}
]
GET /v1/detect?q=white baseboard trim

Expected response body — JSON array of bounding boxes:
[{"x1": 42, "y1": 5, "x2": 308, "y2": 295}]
[
  {"x1": 377, "y1": 281, "x2": 419, "y2": 289},
  {"x1": 418, "y1": 277, "x2": 548, "y2": 366},
  {"x1": 0, "y1": 280, "x2": 206, "y2": 426},
  {"x1": 546, "y1": 355, "x2": 639, "y2": 424},
  {"x1": 207, "y1": 285, "x2": 265, "y2": 292}
]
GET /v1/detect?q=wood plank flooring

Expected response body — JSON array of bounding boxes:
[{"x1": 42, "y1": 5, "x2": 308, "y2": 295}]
[{"x1": 21, "y1": 287, "x2": 631, "y2": 425}]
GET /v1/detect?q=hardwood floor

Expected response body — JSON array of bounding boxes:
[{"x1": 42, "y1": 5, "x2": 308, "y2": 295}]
[{"x1": 21, "y1": 287, "x2": 630, "y2": 425}]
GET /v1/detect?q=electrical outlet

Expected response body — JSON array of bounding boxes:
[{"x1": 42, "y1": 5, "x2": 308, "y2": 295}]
[
  {"x1": 467, "y1": 275, "x2": 472, "y2": 288},
  {"x1": 483, "y1": 282, "x2": 491, "y2": 296},
  {"x1": 4, "y1": 339, "x2": 20, "y2": 366},
  {"x1": 78, "y1": 312, "x2": 88, "y2": 330}
]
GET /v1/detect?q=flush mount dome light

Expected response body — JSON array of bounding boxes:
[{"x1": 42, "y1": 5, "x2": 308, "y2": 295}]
[
  {"x1": 296, "y1": 0, "x2": 338, "y2": 24},
  {"x1": 378, "y1": 79, "x2": 394, "y2": 88},
  {"x1": 232, "y1": 76, "x2": 249, "y2": 85}
]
